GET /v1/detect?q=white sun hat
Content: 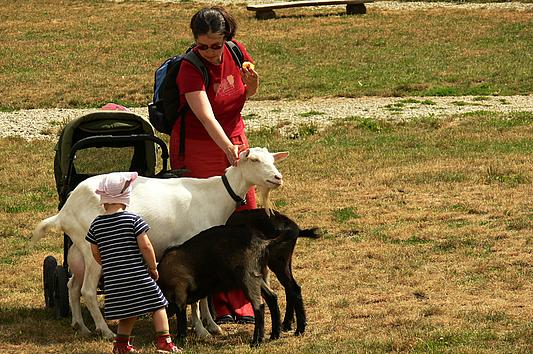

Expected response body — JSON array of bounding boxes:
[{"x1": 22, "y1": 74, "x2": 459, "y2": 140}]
[{"x1": 95, "y1": 172, "x2": 138, "y2": 206}]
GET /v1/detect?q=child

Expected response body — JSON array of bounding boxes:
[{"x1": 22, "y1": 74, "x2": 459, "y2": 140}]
[{"x1": 85, "y1": 172, "x2": 180, "y2": 354}]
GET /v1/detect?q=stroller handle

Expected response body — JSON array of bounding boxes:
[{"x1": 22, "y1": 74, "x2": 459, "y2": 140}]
[{"x1": 63, "y1": 134, "x2": 169, "y2": 195}]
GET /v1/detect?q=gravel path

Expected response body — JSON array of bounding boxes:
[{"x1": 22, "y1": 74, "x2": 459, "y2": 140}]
[{"x1": 2, "y1": 95, "x2": 532, "y2": 140}]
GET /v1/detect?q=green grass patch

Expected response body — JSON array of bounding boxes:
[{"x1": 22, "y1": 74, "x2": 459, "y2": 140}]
[
  {"x1": 0, "y1": 187, "x2": 56, "y2": 213},
  {"x1": 1, "y1": 2, "x2": 533, "y2": 108},
  {"x1": 344, "y1": 117, "x2": 387, "y2": 133},
  {"x1": 299, "y1": 111, "x2": 325, "y2": 118},
  {"x1": 399, "y1": 98, "x2": 437, "y2": 106},
  {"x1": 333, "y1": 207, "x2": 361, "y2": 223},
  {"x1": 397, "y1": 235, "x2": 432, "y2": 245},
  {"x1": 294, "y1": 123, "x2": 319, "y2": 138},
  {"x1": 399, "y1": 98, "x2": 422, "y2": 104},
  {"x1": 452, "y1": 100, "x2": 471, "y2": 106},
  {"x1": 483, "y1": 111, "x2": 533, "y2": 128},
  {"x1": 413, "y1": 330, "x2": 499, "y2": 352}
]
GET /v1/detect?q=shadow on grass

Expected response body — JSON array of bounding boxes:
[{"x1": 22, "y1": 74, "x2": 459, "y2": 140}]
[
  {"x1": 260, "y1": 10, "x2": 350, "y2": 21},
  {"x1": 0, "y1": 306, "x2": 80, "y2": 345},
  {"x1": 0, "y1": 305, "x2": 263, "y2": 349}
]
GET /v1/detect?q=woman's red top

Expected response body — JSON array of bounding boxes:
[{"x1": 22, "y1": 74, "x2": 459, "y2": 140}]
[{"x1": 176, "y1": 40, "x2": 253, "y2": 140}]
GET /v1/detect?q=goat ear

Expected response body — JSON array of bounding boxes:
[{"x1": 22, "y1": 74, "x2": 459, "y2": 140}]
[
  {"x1": 239, "y1": 149, "x2": 250, "y2": 160},
  {"x1": 273, "y1": 151, "x2": 289, "y2": 162}
]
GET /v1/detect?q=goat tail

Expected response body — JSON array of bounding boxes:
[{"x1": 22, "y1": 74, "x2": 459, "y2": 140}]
[
  {"x1": 268, "y1": 228, "x2": 322, "y2": 248},
  {"x1": 31, "y1": 214, "x2": 61, "y2": 245},
  {"x1": 299, "y1": 227, "x2": 322, "y2": 239},
  {"x1": 269, "y1": 229, "x2": 299, "y2": 247}
]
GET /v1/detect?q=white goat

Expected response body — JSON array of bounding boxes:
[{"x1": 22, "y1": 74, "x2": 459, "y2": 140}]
[{"x1": 31, "y1": 147, "x2": 288, "y2": 339}]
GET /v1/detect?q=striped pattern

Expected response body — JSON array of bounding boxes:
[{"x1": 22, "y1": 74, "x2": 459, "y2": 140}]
[{"x1": 86, "y1": 211, "x2": 168, "y2": 320}]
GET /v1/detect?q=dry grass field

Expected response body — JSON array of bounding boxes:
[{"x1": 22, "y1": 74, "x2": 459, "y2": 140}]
[
  {"x1": 0, "y1": 0, "x2": 532, "y2": 353},
  {"x1": 1, "y1": 110, "x2": 532, "y2": 353}
]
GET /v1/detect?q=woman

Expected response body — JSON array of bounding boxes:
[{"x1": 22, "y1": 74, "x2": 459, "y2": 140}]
[{"x1": 169, "y1": 6, "x2": 259, "y2": 324}]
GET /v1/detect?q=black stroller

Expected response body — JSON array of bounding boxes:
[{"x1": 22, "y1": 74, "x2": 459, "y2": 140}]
[{"x1": 42, "y1": 109, "x2": 170, "y2": 317}]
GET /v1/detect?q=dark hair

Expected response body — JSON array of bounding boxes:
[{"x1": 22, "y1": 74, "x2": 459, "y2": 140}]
[{"x1": 190, "y1": 6, "x2": 237, "y2": 41}]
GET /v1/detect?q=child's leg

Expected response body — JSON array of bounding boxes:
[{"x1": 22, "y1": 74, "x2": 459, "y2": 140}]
[
  {"x1": 117, "y1": 316, "x2": 137, "y2": 336},
  {"x1": 114, "y1": 317, "x2": 138, "y2": 353},
  {"x1": 153, "y1": 308, "x2": 181, "y2": 352},
  {"x1": 153, "y1": 307, "x2": 170, "y2": 333}
]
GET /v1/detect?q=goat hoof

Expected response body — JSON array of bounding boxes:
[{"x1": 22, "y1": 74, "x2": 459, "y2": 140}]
[
  {"x1": 294, "y1": 329, "x2": 305, "y2": 336},
  {"x1": 207, "y1": 324, "x2": 222, "y2": 335},
  {"x1": 194, "y1": 327, "x2": 212, "y2": 339},
  {"x1": 270, "y1": 333, "x2": 280, "y2": 340},
  {"x1": 72, "y1": 323, "x2": 92, "y2": 337},
  {"x1": 95, "y1": 328, "x2": 115, "y2": 340},
  {"x1": 282, "y1": 323, "x2": 292, "y2": 332}
]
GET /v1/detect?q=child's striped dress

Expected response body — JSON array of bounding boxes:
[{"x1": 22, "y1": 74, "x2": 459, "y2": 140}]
[{"x1": 86, "y1": 211, "x2": 168, "y2": 320}]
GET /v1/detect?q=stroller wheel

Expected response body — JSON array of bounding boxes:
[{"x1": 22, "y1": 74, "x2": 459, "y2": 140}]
[
  {"x1": 43, "y1": 256, "x2": 57, "y2": 308},
  {"x1": 54, "y1": 265, "x2": 70, "y2": 318}
]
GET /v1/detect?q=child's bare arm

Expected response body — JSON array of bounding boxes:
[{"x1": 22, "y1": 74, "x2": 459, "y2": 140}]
[
  {"x1": 137, "y1": 233, "x2": 159, "y2": 280},
  {"x1": 90, "y1": 243, "x2": 102, "y2": 265}
]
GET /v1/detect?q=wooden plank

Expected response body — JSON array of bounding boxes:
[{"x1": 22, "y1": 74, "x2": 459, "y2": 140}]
[{"x1": 247, "y1": 0, "x2": 372, "y2": 11}]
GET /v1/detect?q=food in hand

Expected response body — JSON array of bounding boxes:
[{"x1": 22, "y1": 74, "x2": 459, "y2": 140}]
[{"x1": 242, "y1": 61, "x2": 255, "y2": 71}]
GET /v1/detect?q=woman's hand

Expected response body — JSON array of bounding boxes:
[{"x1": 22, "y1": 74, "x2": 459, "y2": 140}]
[
  {"x1": 241, "y1": 65, "x2": 259, "y2": 98},
  {"x1": 225, "y1": 144, "x2": 240, "y2": 166}
]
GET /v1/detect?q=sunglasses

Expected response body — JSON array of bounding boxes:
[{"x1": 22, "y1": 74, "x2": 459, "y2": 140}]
[{"x1": 196, "y1": 43, "x2": 224, "y2": 51}]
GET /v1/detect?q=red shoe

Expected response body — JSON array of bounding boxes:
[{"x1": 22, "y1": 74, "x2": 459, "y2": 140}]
[
  {"x1": 155, "y1": 334, "x2": 181, "y2": 353},
  {"x1": 112, "y1": 336, "x2": 136, "y2": 353}
]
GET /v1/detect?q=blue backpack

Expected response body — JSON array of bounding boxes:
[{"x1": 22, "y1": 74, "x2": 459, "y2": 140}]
[{"x1": 148, "y1": 41, "x2": 244, "y2": 148}]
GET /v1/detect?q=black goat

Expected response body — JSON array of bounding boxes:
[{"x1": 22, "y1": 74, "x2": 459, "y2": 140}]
[
  {"x1": 225, "y1": 208, "x2": 321, "y2": 335},
  {"x1": 157, "y1": 223, "x2": 295, "y2": 346}
]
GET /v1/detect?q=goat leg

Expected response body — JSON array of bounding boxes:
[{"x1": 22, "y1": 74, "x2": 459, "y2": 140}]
[
  {"x1": 261, "y1": 280, "x2": 281, "y2": 339},
  {"x1": 199, "y1": 297, "x2": 222, "y2": 335},
  {"x1": 66, "y1": 246, "x2": 92, "y2": 336},
  {"x1": 176, "y1": 304, "x2": 188, "y2": 344},
  {"x1": 282, "y1": 279, "x2": 306, "y2": 335},
  {"x1": 81, "y1": 257, "x2": 114, "y2": 339},
  {"x1": 282, "y1": 286, "x2": 295, "y2": 331},
  {"x1": 250, "y1": 303, "x2": 265, "y2": 347},
  {"x1": 190, "y1": 301, "x2": 211, "y2": 338},
  {"x1": 292, "y1": 285, "x2": 306, "y2": 336},
  {"x1": 270, "y1": 259, "x2": 306, "y2": 336}
]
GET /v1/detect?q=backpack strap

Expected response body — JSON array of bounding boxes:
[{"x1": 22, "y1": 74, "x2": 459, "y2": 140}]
[
  {"x1": 176, "y1": 51, "x2": 209, "y2": 158},
  {"x1": 183, "y1": 50, "x2": 210, "y2": 88},
  {"x1": 225, "y1": 40, "x2": 244, "y2": 68}
]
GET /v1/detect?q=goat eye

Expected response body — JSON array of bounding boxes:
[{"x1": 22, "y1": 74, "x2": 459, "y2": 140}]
[{"x1": 249, "y1": 157, "x2": 259, "y2": 162}]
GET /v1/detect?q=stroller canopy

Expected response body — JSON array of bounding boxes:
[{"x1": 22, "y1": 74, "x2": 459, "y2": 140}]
[{"x1": 54, "y1": 110, "x2": 157, "y2": 199}]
